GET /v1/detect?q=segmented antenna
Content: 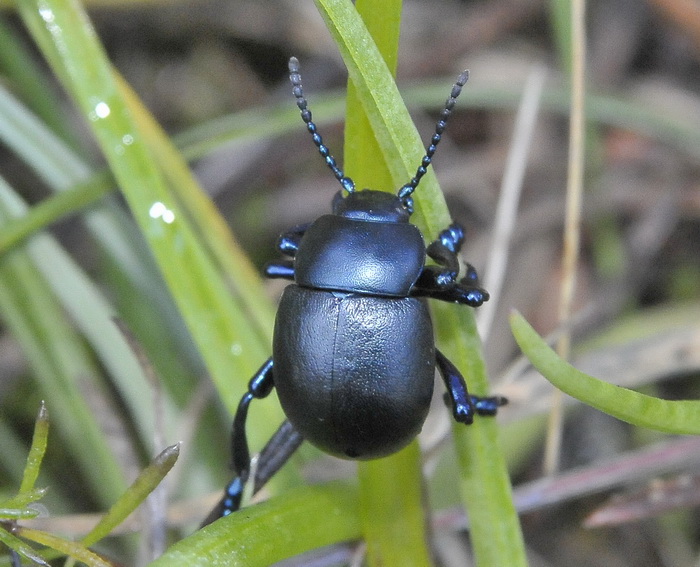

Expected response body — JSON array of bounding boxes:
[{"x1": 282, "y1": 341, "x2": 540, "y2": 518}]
[
  {"x1": 397, "y1": 69, "x2": 470, "y2": 213},
  {"x1": 288, "y1": 57, "x2": 355, "y2": 194}
]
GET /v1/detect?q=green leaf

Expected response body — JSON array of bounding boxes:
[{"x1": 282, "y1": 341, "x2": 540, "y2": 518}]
[
  {"x1": 16, "y1": 526, "x2": 115, "y2": 567},
  {"x1": 510, "y1": 310, "x2": 700, "y2": 434},
  {"x1": 314, "y1": 0, "x2": 451, "y2": 235},
  {"x1": 15, "y1": 0, "x2": 282, "y2": 450},
  {"x1": 148, "y1": 482, "x2": 360, "y2": 567},
  {"x1": 18, "y1": 402, "x2": 49, "y2": 496},
  {"x1": 0, "y1": 526, "x2": 50, "y2": 567},
  {"x1": 322, "y1": 0, "x2": 433, "y2": 565},
  {"x1": 358, "y1": 444, "x2": 432, "y2": 566},
  {"x1": 81, "y1": 444, "x2": 180, "y2": 547},
  {"x1": 0, "y1": 178, "x2": 128, "y2": 506}
]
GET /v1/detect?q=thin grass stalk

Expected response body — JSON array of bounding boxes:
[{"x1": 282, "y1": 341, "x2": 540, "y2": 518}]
[{"x1": 544, "y1": 0, "x2": 587, "y2": 475}]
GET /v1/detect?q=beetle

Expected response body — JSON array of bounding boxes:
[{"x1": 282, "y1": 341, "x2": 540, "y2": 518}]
[{"x1": 202, "y1": 57, "x2": 506, "y2": 525}]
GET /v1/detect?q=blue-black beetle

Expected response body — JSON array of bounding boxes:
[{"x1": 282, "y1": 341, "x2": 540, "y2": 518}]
[{"x1": 203, "y1": 57, "x2": 506, "y2": 524}]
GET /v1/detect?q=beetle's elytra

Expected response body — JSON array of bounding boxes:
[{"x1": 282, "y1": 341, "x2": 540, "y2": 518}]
[{"x1": 202, "y1": 57, "x2": 506, "y2": 525}]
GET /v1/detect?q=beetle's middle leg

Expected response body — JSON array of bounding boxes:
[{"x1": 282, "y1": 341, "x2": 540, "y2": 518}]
[{"x1": 436, "y1": 349, "x2": 507, "y2": 424}]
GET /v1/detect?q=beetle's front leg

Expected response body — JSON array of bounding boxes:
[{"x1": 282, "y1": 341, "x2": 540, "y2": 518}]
[
  {"x1": 264, "y1": 224, "x2": 309, "y2": 280},
  {"x1": 414, "y1": 278, "x2": 490, "y2": 307},
  {"x1": 277, "y1": 223, "x2": 309, "y2": 257},
  {"x1": 414, "y1": 223, "x2": 486, "y2": 303},
  {"x1": 436, "y1": 349, "x2": 507, "y2": 424},
  {"x1": 413, "y1": 225, "x2": 489, "y2": 306},
  {"x1": 419, "y1": 223, "x2": 464, "y2": 287}
]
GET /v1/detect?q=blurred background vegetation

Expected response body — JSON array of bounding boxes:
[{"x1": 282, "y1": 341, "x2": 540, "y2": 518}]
[{"x1": 1, "y1": 0, "x2": 700, "y2": 565}]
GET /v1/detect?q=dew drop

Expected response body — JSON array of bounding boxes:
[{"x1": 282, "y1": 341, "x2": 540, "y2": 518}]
[
  {"x1": 149, "y1": 201, "x2": 175, "y2": 224},
  {"x1": 94, "y1": 102, "x2": 110, "y2": 119}
]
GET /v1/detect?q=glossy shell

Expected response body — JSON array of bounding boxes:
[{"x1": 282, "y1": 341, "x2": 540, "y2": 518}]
[{"x1": 294, "y1": 214, "x2": 425, "y2": 297}]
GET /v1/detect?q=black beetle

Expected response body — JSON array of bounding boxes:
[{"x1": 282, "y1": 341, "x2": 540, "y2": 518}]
[{"x1": 202, "y1": 57, "x2": 506, "y2": 524}]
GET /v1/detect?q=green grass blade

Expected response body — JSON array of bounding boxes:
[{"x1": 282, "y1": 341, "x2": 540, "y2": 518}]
[
  {"x1": 511, "y1": 310, "x2": 700, "y2": 434},
  {"x1": 314, "y1": 0, "x2": 450, "y2": 234},
  {"x1": 0, "y1": 507, "x2": 42, "y2": 520},
  {"x1": 117, "y1": 76, "x2": 276, "y2": 351},
  {"x1": 313, "y1": 1, "x2": 526, "y2": 565},
  {"x1": 14, "y1": 0, "x2": 277, "y2": 433},
  {"x1": 0, "y1": 174, "x2": 168, "y2": 448},
  {"x1": 342, "y1": 0, "x2": 401, "y2": 195},
  {"x1": 0, "y1": 82, "x2": 91, "y2": 187},
  {"x1": 81, "y1": 444, "x2": 180, "y2": 547},
  {"x1": 18, "y1": 402, "x2": 49, "y2": 496},
  {"x1": 0, "y1": 84, "x2": 215, "y2": 459},
  {"x1": 358, "y1": 444, "x2": 432, "y2": 566},
  {"x1": 0, "y1": 15, "x2": 76, "y2": 146},
  {"x1": 0, "y1": 179, "x2": 127, "y2": 507},
  {"x1": 0, "y1": 527, "x2": 50, "y2": 567},
  {"x1": 326, "y1": 1, "x2": 433, "y2": 565},
  {"x1": 148, "y1": 482, "x2": 360, "y2": 567},
  {"x1": 16, "y1": 527, "x2": 115, "y2": 567},
  {"x1": 0, "y1": 173, "x2": 111, "y2": 256},
  {"x1": 435, "y1": 303, "x2": 526, "y2": 565}
]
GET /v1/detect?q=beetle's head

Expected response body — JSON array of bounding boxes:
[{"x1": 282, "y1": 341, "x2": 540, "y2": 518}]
[{"x1": 332, "y1": 190, "x2": 410, "y2": 223}]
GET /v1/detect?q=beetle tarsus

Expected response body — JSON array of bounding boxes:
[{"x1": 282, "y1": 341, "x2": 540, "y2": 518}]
[
  {"x1": 436, "y1": 350, "x2": 508, "y2": 424},
  {"x1": 276, "y1": 224, "x2": 309, "y2": 256},
  {"x1": 471, "y1": 395, "x2": 508, "y2": 416}
]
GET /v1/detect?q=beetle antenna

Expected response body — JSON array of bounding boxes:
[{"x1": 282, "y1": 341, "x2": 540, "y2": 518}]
[
  {"x1": 289, "y1": 57, "x2": 355, "y2": 194},
  {"x1": 397, "y1": 69, "x2": 469, "y2": 213}
]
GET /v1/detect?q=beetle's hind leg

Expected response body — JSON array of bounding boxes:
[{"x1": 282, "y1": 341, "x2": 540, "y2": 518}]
[
  {"x1": 202, "y1": 358, "x2": 286, "y2": 526},
  {"x1": 436, "y1": 349, "x2": 507, "y2": 425},
  {"x1": 252, "y1": 420, "x2": 303, "y2": 495},
  {"x1": 201, "y1": 417, "x2": 303, "y2": 526}
]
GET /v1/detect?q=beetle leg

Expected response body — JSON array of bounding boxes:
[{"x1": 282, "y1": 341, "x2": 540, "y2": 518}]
[
  {"x1": 417, "y1": 222, "x2": 483, "y2": 292},
  {"x1": 423, "y1": 223, "x2": 464, "y2": 285},
  {"x1": 201, "y1": 358, "x2": 276, "y2": 525},
  {"x1": 201, "y1": 417, "x2": 303, "y2": 527},
  {"x1": 252, "y1": 419, "x2": 304, "y2": 495},
  {"x1": 231, "y1": 359, "x2": 276, "y2": 475},
  {"x1": 411, "y1": 271, "x2": 489, "y2": 307},
  {"x1": 414, "y1": 280, "x2": 490, "y2": 307},
  {"x1": 265, "y1": 260, "x2": 295, "y2": 280},
  {"x1": 276, "y1": 223, "x2": 309, "y2": 257},
  {"x1": 413, "y1": 226, "x2": 489, "y2": 307},
  {"x1": 436, "y1": 349, "x2": 476, "y2": 424},
  {"x1": 436, "y1": 349, "x2": 506, "y2": 424},
  {"x1": 263, "y1": 224, "x2": 310, "y2": 280}
]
